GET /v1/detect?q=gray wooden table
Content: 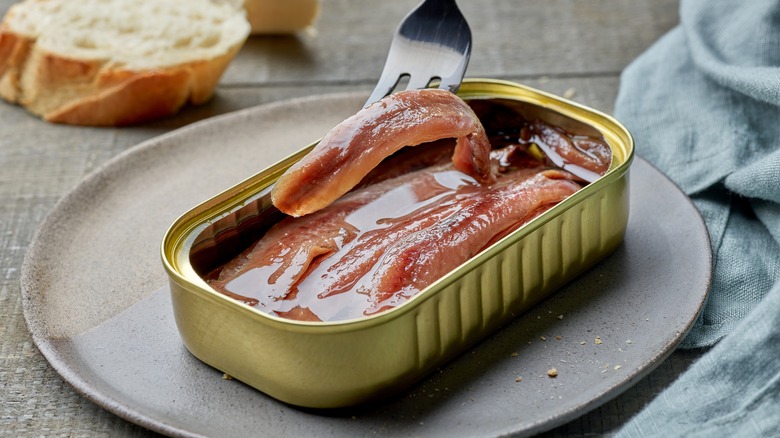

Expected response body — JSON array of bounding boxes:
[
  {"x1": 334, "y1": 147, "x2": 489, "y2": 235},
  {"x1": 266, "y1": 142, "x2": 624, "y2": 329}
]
[{"x1": 0, "y1": 0, "x2": 704, "y2": 436}]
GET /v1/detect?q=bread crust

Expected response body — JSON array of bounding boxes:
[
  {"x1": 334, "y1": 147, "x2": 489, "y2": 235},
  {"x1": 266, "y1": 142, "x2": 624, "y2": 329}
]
[
  {"x1": 43, "y1": 45, "x2": 241, "y2": 126},
  {"x1": 0, "y1": 1, "x2": 248, "y2": 126},
  {"x1": 0, "y1": 31, "x2": 32, "y2": 103}
]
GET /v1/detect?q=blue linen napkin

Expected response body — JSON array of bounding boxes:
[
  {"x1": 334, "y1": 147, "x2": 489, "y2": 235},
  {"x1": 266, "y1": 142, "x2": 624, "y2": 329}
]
[
  {"x1": 614, "y1": 0, "x2": 780, "y2": 349},
  {"x1": 612, "y1": 0, "x2": 780, "y2": 435}
]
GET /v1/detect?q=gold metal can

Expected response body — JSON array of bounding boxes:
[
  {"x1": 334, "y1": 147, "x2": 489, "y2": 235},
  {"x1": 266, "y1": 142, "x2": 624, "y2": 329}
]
[{"x1": 161, "y1": 79, "x2": 634, "y2": 408}]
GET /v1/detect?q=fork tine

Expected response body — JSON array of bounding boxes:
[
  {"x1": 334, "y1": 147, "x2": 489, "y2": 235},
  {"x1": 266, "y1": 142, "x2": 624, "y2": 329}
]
[
  {"x1": 405, "y1": 75, "x2": 435, "y2": 91},
  {"x1": 364, "y1": 41, "x2": 406, "y2": 107},
  {"x1": 364, "y1": 73, "x2": 399, "y2": 108},
  {"x1": 436, "y1": 52, "x2": 470, "y2": 93},
  {"x1": 437, "y1": 77, "x2": 462, "y2": 94}
]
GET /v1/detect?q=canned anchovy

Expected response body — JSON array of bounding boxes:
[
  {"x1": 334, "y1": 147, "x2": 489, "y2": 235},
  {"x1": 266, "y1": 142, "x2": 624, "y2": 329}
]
[{"x1": 162, "y1": 79, "x2": 634, "y2": 408}]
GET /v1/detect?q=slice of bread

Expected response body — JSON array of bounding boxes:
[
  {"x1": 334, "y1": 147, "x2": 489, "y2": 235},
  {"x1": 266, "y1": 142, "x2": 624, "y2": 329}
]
[{"x1": 0, "y1": 0, "x2": 250, "y2": 126}]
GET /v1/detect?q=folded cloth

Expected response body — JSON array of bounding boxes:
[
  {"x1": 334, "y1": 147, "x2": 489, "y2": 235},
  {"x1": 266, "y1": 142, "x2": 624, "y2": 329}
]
[
  {"x1": 614, "y1": 0, "x2": 780, "y2": 349},
  {"x1": 612, "y1": 0, "x2": 780, "y2": 435}
]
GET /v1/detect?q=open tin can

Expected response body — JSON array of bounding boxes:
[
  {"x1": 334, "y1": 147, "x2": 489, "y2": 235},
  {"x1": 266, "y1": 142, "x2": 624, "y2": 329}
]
[{"x1": 161, "y1": 79, "x2": 634, "y2": 408}]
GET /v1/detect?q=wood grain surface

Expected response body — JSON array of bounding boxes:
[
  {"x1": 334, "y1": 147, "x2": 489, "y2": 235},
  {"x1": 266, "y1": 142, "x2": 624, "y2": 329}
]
[{"x1": 0, "y1": 0, "x2": 703, "y2": 436}]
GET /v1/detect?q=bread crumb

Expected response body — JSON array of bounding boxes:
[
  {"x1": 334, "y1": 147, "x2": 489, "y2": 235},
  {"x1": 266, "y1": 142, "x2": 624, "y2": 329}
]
[
  {"x1": 563, "y1": 88, "x2": 576, "y2": 99},
  {"x1": 515, "y1": 376, "x2": 523, "y2": 383},
  {"x1": 555, "y1": 335, "x2": 562, "y2": 341},
  {"x1": 510, "y1": 352, "x2": 519, "y2": 357},
  {"x1": 626, "y1": 340, "x2": 633, "y2": 344},
  {"x1": 595, "y1": 336, "x2": 602, "y2": 345},
  {"x1": 580, "y1": 341, "x2": 586, "y2": 345},
  {"x1": 540, "y1": 336, "x2": 547, "y2": 341},
  {"x1": 557, "y1": 314, "x2": 564, "y2": 320},
  {"x1": 547, "y1": 368, "x2": 558, "y2": 378},
  {"x1": 222, "y1": 373, "x2": 234, "y2": 380},
  {"x1": 614, "y1": 365, "x2": 622, "y2": 371}
]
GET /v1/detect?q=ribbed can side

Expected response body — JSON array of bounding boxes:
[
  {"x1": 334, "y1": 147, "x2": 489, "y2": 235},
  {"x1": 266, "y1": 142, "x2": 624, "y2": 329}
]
[{"x1": 412, "y1": 175, "x2": 629, "y2": 375}]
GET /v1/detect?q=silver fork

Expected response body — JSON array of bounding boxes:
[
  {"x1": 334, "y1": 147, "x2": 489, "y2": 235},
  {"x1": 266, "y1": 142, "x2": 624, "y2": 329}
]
[{"x1": 363, "y1": 0, "x2": 472, "y2": 108}]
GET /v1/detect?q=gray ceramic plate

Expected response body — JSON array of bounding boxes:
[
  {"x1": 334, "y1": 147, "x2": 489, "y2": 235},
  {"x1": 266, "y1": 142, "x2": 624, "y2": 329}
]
[{"x1": 21, "y1": 93, "x2": 711, "y2": 437}]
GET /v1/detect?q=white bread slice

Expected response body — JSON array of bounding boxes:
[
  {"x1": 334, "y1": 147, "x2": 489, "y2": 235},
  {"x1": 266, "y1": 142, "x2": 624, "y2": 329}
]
[{"x1": 0, "y1": 0, "x2": 250, "y2": 126}]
